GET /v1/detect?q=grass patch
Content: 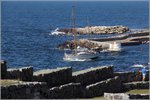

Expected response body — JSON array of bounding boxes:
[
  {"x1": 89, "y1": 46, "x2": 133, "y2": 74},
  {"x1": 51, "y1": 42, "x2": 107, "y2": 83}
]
[
  {"x1": 125, "y1": 89, "x2": 149, "y2": 94},
  {"x1": 92, "y1": 96, "x2": 104, "y2": 99},
  {"x1": 0, "y1": 79, "x2": 23, "y2": 86}
]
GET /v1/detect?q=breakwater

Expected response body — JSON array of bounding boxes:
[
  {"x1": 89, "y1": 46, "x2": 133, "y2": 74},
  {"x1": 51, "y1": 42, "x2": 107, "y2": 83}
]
[
  {"x1": 58, "y1": 25, "x2": 129, "y2": 35},
  {"x1": 1, "y1": 60, "x2": 149, "y2": 99},
  {"x1": 58, "y1": 30, "x2": 149, "y2": 50}
]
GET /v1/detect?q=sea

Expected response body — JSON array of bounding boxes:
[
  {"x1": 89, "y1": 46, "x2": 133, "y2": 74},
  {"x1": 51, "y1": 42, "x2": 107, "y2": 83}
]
[{"x1": 1, "y1": 1, "x2": 149, "y2": 72}]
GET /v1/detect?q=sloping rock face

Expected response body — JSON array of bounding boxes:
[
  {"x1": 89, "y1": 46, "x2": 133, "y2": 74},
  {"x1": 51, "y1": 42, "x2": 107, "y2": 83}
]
[{"x1": 59, "y1": 25, "x2": 129, "y2": 34}]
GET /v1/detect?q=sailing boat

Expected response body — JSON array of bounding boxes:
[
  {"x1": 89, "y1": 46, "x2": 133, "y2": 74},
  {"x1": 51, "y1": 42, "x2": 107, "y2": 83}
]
[{"x1": 63, "y1": 6, "x2": 98, "y2": 61}]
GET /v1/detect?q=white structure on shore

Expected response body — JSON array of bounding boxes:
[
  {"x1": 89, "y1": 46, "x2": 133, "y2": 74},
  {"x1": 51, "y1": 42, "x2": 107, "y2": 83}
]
[{"x1": 108, "y1": 42, "x2": 122, "y2": 52}]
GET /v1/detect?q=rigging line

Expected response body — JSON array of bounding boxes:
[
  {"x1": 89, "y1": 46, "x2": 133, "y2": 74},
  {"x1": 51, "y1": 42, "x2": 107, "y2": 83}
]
[{"x1": 72, "y1": 6, "x2": 77, "y2": 54}]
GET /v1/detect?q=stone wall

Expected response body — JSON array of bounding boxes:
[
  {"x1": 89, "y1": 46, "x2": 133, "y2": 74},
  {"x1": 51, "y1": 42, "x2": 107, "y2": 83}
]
[
  {"x1": 6, "y1": 67, "x2": 33, "y2": 81},
  {"x1": 72, "y1": 66, "x2": 114, "y2": 86},
  {"x1": 145, "y1": 71, "x2": 149, "y2": 81},
  {"x1": 1, "y1": 61, "x2": 7, "y2": 79},
  {"x1": 44, "y1": 83, "x2": 84, "y2": 99},
  {"x1": 104, "y1": 93, "x2": 149, "y2": 100},
  {"x1": 114, "y1": 71, "x2": 142, "y2": 83},
  {"x1": 1, "y1": 82, "x2": 47, "y2": 99},
  {"x1": 1, "y1": 60, "x2": 149, "y2": 99},
  {"x1": 129, "y1": 94, "x2": 149, "y2": 99},
  {"x1": 33, "y1": 67, "x2": 72, "y2": 87},
  {"x1": 114, "y1": 71, "x2": 149, "y2": 83},
  {"x1": 86, "y1": 76, "x2": 122, "y2": 98},
  {"x1": 123, "y1": 81, "x2": 149, "y2": 91}
]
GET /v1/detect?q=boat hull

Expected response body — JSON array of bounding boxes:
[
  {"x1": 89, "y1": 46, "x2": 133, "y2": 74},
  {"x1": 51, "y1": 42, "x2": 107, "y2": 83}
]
[{"x1": 63, "y1": 52, "x2": 98, "y2": 61}]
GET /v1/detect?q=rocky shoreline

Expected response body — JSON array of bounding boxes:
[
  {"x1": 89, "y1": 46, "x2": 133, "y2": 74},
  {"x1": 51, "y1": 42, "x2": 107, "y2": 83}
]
[{"x1": 57, "y1": 25, "x2": 129, "y2": 35}]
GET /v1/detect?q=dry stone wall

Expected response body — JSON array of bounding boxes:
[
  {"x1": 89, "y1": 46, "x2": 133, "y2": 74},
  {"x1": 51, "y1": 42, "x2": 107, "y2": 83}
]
[
  {"x1": 123, "y1": 81, "x2": 149, "y2": 91},
  {"x1": 114, "y1": 71, "x2": 142, "y2": 83},
  {"x1": 86, "y1": 76, "x2": 122, "y2": 98},
  {"x1": 44, "y1": 83, "x2": 84, "y2": 99},
  {"x1": 114, "y1": 71, "x2": 149, "y2": 83},
  {"x1": 1, "y1": 60, "x2": 149, "y2": 99},
  {"x1": 72, "y1": 66, "x2": 114, "y2": 86},
  {"x1": 6, "y1": 67, "x2": 33, "y2": 81},
  {"x1": 33, "y1": 67, "x2": 72, "y2": 87},
  {"x1": 1, "y1": 82, "x2": 47, "y2": 99}
]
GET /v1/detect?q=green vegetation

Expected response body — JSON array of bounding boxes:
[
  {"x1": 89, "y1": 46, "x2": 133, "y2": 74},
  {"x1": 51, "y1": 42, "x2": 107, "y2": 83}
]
[
  {"x1": 93, "y1": 96, "x2": 104, "y2": 100},
  {"x1": 125, "y1": 89, "x2": 149, "y2": 94}
]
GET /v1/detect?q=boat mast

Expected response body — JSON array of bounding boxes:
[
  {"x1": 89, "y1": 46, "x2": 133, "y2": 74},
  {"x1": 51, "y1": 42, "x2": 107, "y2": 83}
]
[
  {"x1": 72, "y1": 6, "x2": 77, "y2": 53},
  {"x1": 87, "y1": 17, "x2": 90, "y2": 35}
]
